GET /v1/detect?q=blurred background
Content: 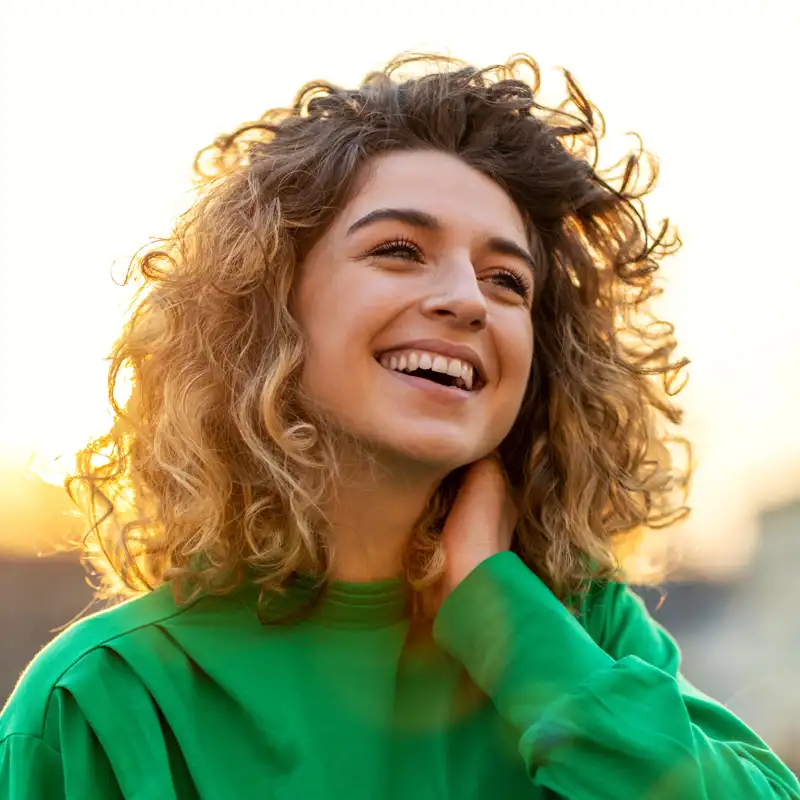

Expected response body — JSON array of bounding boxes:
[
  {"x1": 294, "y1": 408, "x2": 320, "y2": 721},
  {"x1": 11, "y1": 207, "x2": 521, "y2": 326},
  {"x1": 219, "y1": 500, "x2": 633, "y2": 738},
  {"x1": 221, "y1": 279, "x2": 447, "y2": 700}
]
[{"x1": 1, "y1": 0, "x2": 799, "y2": 775}]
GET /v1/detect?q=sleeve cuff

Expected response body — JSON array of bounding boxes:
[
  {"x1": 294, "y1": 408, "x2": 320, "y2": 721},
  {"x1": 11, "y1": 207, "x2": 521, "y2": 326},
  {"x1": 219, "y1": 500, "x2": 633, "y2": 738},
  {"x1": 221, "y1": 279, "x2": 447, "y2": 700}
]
[{"x1": 433, "y1": 552, "x2": 614, "y2": 732}]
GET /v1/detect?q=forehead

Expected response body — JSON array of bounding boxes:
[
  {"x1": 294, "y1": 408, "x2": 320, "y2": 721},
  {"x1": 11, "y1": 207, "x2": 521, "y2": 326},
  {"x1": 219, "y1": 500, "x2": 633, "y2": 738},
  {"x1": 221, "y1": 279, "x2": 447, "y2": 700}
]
[{"x1": 338, "y1": 150, "x2": 529, "y2": 241}]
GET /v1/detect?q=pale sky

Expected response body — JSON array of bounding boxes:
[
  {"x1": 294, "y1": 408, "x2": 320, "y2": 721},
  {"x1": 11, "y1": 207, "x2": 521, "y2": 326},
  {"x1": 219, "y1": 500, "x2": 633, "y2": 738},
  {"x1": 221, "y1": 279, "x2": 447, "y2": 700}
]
[{"x1": 1, "y1": 0, "x2": 798, "y2": 572}]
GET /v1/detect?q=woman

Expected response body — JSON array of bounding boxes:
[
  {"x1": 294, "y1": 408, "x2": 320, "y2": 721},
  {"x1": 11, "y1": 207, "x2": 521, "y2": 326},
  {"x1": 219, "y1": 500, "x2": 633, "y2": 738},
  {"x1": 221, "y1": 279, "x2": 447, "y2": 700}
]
[{"x1": 1, "y1": 53, "x2": 797, "y2": 799}]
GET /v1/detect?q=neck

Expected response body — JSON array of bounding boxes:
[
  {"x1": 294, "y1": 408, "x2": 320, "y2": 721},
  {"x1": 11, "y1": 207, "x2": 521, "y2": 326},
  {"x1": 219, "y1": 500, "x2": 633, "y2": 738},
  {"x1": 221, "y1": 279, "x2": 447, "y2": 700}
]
[{"x1": 322, "y1": 454, "x2": 445, "y2": 583}]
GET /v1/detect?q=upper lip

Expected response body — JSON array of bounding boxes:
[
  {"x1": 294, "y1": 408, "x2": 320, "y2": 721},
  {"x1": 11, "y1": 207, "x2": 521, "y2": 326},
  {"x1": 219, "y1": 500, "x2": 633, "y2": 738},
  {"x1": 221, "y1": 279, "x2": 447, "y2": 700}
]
[{"x1": 376, "y1": 338, "x2": 487, "y2": 382}]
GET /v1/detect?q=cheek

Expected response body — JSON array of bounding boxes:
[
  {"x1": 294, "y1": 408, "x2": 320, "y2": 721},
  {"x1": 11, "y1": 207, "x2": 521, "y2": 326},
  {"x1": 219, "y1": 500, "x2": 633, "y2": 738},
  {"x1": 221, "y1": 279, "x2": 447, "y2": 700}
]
[
  {"x1": 500, "y1": 317, "x2": 534, "y2": 393},
  {"x1": 294, "y1": 285, "x2": 341, "y2": 403},
  {"x1": 297, "y1": 290, "x2": 384, "y2": 402},
  {"x1": 300, "y1": 317, "x2": 350, "y2": 400}
]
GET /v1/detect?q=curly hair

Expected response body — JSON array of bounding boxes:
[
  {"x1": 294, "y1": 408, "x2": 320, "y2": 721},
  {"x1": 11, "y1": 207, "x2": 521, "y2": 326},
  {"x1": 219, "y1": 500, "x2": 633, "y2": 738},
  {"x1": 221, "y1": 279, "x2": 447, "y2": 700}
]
[{"x1": 67, "y1": 52, "x2": 690, "y2": 616}]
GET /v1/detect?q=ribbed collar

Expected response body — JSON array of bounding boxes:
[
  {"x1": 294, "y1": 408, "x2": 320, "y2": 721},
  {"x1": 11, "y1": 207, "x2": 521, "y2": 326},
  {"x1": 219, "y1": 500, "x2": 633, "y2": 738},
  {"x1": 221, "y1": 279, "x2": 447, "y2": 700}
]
[{"x1": 240, "y1": 572, "x2": 412, "y2": 629}]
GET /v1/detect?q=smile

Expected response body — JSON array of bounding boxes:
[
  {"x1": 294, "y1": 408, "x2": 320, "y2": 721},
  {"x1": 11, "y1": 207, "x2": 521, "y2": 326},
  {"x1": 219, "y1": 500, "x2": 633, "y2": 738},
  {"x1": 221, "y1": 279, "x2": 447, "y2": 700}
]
[
  {"x1": 375, "y1": 347, "x2": 485, "y2": 397},
  {"x1": 379, "y1": 365, "x2": 480, "y2": 401}
]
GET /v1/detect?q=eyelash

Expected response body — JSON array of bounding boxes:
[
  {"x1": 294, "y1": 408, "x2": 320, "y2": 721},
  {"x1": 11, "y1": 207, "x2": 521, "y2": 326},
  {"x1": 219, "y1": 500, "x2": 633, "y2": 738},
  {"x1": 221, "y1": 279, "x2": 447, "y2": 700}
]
[
  {"x1": 368, "y1": 238, "x2": 422, "y2": 261},
  {"x1": 366, "y1": 238, "x2": 532, "y2": 300}
]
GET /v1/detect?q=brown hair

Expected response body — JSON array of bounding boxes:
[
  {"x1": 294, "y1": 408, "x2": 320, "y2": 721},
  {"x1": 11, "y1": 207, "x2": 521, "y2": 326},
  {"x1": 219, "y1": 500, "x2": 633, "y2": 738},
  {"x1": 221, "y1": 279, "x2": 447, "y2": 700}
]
[{"x1": 68, "y1": 53, "x2": 690, "y2": 613}]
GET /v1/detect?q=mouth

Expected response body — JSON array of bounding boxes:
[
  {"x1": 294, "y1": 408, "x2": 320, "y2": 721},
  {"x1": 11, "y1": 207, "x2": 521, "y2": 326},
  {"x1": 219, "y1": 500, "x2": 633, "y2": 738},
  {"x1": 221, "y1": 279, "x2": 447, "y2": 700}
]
[{"x1": 374, "y1": 349, "x2": 486, "y2": 393}]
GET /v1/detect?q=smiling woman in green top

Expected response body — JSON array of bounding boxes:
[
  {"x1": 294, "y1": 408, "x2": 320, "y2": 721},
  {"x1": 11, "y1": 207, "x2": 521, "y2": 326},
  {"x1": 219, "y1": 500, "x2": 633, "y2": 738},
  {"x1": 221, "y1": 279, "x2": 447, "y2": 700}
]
[{"x1": 1, "y1": 52, "x2": 798, "y2": 799}]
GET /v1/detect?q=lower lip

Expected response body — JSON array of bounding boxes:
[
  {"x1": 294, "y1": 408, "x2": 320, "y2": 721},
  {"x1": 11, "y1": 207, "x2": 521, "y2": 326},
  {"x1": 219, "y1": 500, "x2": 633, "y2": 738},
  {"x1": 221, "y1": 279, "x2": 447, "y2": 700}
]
[{"x1": 379, "y1": 365, "x2": 478, "y2": 402}]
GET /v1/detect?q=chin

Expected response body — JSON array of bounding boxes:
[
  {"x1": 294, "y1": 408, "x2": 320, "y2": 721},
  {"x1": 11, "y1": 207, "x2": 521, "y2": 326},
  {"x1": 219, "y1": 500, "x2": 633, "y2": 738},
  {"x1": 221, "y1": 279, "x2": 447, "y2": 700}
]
[
  {"x1": 379, "y1": 434, "x2": 491, "y2": 473},
  {"x1": 312, "y1": 401, "x2": 501, "y2": 473}
]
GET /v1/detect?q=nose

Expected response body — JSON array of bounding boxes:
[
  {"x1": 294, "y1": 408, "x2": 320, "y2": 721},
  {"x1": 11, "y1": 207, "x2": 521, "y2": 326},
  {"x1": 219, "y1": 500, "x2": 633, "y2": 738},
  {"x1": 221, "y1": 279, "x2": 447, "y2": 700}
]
[{"x1": 420, "y1": 257, "x2": 488, "y2": 332}]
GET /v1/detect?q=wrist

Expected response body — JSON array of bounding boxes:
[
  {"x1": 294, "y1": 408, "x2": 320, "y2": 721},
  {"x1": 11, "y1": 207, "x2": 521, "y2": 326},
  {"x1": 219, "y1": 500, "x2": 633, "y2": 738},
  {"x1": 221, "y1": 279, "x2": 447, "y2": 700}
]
[{"x1": 443, "y1": 549, "x2": 501, "y2": 597}]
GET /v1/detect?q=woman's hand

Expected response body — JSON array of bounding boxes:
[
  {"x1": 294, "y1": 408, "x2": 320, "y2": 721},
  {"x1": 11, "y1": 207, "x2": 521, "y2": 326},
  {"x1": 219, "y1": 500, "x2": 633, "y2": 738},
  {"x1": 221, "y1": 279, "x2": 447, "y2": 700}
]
[{"x1": 438, "y1": 452, "x2": 518, "y2": 607}]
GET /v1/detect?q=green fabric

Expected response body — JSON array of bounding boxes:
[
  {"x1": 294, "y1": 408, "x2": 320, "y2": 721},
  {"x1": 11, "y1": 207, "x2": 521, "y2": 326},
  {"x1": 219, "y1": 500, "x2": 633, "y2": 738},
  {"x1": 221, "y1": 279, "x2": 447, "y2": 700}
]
[{"x1": 1, "y1": 553, "x2": 797, "y2": 798}]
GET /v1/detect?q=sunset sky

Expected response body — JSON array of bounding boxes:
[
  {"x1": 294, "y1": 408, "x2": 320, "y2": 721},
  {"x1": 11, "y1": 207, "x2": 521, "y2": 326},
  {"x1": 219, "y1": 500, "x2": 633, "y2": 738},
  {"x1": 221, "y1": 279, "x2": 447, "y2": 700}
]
[{"x1": 1, "y1": 0, "x2": 798, "y2": 572}]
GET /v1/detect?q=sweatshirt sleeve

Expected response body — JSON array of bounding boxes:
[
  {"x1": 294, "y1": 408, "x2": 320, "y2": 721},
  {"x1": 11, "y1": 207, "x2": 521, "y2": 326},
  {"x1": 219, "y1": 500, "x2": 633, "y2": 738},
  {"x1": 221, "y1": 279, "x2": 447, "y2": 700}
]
[
  {"x1": 0, "y1": 691, "x2": 125, "y2": 800},
  {"x1": 433, "y1": 551, "x2": 800, "y2": 799},
  {"x1": 0, "y1": 680, "x2": 125, "y2": 799},
  {"x1": 0, "y1": 734, "x2": 64, "y2": 799}
]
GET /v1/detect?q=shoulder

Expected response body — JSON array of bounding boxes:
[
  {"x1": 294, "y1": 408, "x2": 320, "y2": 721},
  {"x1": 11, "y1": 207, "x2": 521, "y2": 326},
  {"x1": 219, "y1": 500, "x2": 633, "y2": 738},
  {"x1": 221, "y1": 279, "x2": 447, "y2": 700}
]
[
  {"x1": 578, "y1": 578, "x2": 681, "y2": 672},
  {"x1": 0, "y1": 583, "x2": 206, "y2": 742},
  {"x1": 579, "y1": 577, "x2": 659, "y2": 633},
  {"x1": 578, "y1": 577, "x2": 633, "y2": 634}
]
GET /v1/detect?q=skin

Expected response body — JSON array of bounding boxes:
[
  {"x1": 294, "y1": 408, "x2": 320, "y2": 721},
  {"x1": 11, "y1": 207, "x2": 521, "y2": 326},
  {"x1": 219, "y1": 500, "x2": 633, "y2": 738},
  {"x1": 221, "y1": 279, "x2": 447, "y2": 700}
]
[
  {"x1": 438, "y1": 452, "x2": 518, "y2": 603},
  {"x1": 292, "y1": 150, "x2": 534, "y2": 596}
]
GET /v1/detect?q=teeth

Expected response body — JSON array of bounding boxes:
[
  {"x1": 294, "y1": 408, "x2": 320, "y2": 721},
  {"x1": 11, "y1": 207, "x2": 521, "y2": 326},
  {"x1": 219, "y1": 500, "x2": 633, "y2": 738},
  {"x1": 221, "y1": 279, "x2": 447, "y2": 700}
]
[
  {"x1": 378, "y1": 349, "x2": 480, "y2": 392},
  {"x1": 431, "y1": 355, "x2": 448, "y2": 373}
]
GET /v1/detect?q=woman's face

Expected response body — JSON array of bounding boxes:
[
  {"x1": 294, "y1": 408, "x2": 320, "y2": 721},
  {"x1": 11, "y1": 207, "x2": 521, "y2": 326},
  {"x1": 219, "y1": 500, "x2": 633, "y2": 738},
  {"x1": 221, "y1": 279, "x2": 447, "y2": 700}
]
[{"x1": 293, "y1": 149, "x2": 535, "y2": 471}]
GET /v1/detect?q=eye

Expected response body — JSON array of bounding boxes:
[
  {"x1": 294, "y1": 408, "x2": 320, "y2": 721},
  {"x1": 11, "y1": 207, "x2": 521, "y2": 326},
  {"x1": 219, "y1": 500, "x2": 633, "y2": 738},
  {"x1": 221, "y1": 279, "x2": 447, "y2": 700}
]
[
  {"x1": 485, "y1": 269, "x2": 532, "y2": 300},
  {"x1": 367, "y1": 237, "x2": 424, "y2": 262}
]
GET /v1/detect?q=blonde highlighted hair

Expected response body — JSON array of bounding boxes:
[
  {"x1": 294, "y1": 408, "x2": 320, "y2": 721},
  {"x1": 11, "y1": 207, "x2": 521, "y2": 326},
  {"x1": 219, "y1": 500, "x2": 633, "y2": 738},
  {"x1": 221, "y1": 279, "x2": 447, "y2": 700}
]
[{"x1": 68, "y1": 53, "x2": 690, "y2": 614}]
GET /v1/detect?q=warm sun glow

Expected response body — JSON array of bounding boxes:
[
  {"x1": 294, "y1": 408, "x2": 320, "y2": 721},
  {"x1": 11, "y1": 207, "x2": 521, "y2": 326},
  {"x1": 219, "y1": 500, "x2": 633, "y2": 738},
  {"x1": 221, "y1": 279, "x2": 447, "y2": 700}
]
[{"x1": 1, "y1": 2, "x2": 798, "y2": 575}]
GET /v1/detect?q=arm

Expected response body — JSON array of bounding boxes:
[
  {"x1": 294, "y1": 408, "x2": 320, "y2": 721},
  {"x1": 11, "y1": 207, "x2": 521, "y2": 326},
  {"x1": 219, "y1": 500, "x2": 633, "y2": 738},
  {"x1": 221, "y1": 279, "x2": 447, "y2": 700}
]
[
  {"x1": 1, "y1": 677, "x2": 126, "y2": 799},
  {"x1": 0, "y1": 734, "x2": 64, "y2": 799},
  {"x1": 433, "y1": 551, "x2": 800, "y2": 799}
]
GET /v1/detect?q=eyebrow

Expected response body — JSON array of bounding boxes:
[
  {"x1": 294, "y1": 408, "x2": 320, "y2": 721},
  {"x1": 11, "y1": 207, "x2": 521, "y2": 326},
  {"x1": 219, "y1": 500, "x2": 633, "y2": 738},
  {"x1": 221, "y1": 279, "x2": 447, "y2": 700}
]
[{"x1": 346, "y1": 207, "x2": 537, "y2": 275}]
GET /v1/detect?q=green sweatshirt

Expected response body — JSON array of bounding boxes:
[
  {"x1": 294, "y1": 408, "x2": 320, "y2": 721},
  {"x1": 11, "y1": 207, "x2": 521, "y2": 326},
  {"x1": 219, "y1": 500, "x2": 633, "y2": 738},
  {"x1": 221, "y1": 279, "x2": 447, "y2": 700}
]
[{"x1": 1, "y1": 552, "x2": 797, "y2": 798}]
